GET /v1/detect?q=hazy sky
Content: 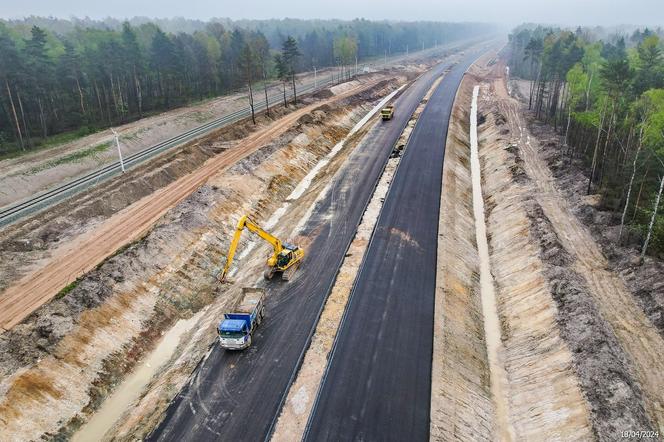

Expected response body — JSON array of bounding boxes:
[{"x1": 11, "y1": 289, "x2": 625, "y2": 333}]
[{"x1": 2, "y1": 0, "x2": 663, "y2": 26}]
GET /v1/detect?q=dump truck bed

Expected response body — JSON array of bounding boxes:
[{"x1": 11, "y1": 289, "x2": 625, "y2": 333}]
[{"x1": 234, "y1": 288, "x2": 265, "y2": 313}]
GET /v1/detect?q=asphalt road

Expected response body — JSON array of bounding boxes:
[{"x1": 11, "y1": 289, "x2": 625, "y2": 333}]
[
  {"x1": 147, "y1": 52, "x2": 467, "y2": 442},
  {"x1": 303, "y1": 49, "x2": 485, "y2": 441}
]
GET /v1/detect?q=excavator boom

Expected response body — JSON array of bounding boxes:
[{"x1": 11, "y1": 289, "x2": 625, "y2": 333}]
[{"x1": 220, "y1": 215, "x2": 304, "y2": 281}]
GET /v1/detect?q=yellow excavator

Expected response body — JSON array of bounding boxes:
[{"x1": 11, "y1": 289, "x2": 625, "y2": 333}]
[{"x1": 220, "y1": 215, "x2": 305, "y2": 282}]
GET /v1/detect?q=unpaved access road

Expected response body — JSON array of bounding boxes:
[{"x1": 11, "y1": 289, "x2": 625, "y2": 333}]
[
  {"x1": 303, "y1": 47, "x2": 490, "y2": 441},
  {"x1": 0, "y1": 40, "x2": 476, "y2": 211},
  {"x1": 0, "y1": 81, "x2": 383, "y2": 332},
  {"x1": 146, "y1": 45, "x2": 494, "y2": 442},
  {"x1": 495, "y1": 70, "x2": 664, "y2": 433}
]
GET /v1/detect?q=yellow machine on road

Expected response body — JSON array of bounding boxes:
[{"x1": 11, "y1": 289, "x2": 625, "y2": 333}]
[
  {"x1": 381, "y1": 105, "x2": 395, "y2": 120},
  {"x1": 220, "y1": 215, "x2": 304, "y2": 281}
]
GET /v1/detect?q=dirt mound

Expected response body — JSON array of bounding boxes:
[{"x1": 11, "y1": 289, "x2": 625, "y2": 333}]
[{"x1": 526, "y1": 202, "x2": 655, "y2": 436}]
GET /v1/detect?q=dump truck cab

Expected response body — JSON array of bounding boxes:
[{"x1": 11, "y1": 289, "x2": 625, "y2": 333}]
[
  {"x1": 218, "y1": 288, "x2": 265, "y2": 350},
  {"x1": 218, "y1": 319, "x2": 252, "y2": 349},
  {"x1": 381, "y1": 105, "x2": 394, "y2": 120}
]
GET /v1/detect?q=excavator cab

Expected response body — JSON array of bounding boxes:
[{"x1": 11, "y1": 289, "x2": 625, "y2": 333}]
[
  {"x1": 277, "y1": 250, "x2": 293, "y2": 268},
  {"x1": 276, "y1": 243, "x2": 299, "y2": 268}
]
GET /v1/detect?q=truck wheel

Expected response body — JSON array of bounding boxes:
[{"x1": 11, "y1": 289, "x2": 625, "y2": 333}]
[{"x1": 246, "y1": 334, "x2": 252, "y2": 348}]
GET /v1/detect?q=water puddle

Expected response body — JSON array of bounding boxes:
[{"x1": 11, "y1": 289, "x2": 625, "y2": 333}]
[
  {"x1": 72, "y1": 310, "x2": 204, "y2": 442},
  {"x1": 469, "y1": 85, "x2": 515, "y2": 441}
]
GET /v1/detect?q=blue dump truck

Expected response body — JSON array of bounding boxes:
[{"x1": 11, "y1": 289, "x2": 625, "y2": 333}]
[{"x1": 218, "y1": 288, "x2": 265, "y2": 350}]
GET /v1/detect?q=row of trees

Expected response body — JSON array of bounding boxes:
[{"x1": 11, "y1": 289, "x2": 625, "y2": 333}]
[
  {"x1": 509, "y1": 25, "x2": 664, "y2": 257},
  {"x1": 0, "y1": 18, "x2": 490, "y2": 153}
]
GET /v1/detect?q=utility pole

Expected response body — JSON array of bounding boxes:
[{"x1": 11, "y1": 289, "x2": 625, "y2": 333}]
[
  {"x1": 406, "y1": 45, "x2": 409, "y2": 56},
  {"x1": 355, "y1": 56, "x2": 358, "y2": 77},
  {"x1": 384, "y1": 50, "x2": 387, "y2": 67},
  {"x1": 111, "y1": 129, "x2": 125, "y2": 173},
  {"x1": 314, "y1": 66, "x2": 317, "y2": 89}
]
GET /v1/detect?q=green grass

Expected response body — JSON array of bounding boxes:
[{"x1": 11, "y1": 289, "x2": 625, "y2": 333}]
[
  {"x1": 25, "y1": 141, "x2": 111, "y2": 175},
  {"x1": 0, "y1": 126, "x2": 102, "y2": 161},
  {"x1": 55, "y1": 278, "x2": 80, "y2": 300}
]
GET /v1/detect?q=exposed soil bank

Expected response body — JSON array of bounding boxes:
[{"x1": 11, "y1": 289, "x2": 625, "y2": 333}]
[
  {"x1": 0, "y1": 77, "x2": 404, "y2": 441},
  {"x1": 71, "y1": 311, "x2": 204, "y2": 442},
  {"x1": 430, "y1": 70, "x2": 493, "y2": 441},
  {"x1": 470, "y1": 85, "x2": 515, "y2": 441},
  {"x1": 478, "y1": 82, "x2": 594, "y2": 440},
  {"x1": 431, "y1": 51, "x2": 598, "y2": 441},
  {"x1": 491, "y1": 57, "x2": 664, "y2": 436}
]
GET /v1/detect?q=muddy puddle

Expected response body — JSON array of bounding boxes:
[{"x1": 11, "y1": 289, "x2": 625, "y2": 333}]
[{"x1": 71, "y1": 311, "x2": 204, "y2": 442}]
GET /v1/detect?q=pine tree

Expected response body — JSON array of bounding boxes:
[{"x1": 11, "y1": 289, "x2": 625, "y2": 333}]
[
  {"x1": 0, "y1": 34, "x2": 25, "y2": 149},
  {"x1": 281, "y1": 36, "x2": 301, "y2": 104}
]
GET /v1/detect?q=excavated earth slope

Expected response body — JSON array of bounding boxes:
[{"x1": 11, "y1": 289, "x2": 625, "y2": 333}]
[
  {"x1": 491, "y1": 63, "x2": 664, "y2": 436},
  {"x1": 0, "y1": 76, "x2": 407, "y2": 441},
  {"x1": 432, "y1": 51, "x2": 664, "y2": 440}
]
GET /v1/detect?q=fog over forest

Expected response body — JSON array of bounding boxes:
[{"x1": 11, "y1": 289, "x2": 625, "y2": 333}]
[{"x1": 3, "y1": 0, "x2": 663, "y2": 26}]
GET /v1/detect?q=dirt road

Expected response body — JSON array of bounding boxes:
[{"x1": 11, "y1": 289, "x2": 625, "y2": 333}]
[
  {"x1": 0, "y1": 81, "x2": 381, "y2": 332},
  {"x1": 0, "y1": 42, "x2": 470, "y2": 209},
  {"x1": 493, "y1": 71, "x2": 664, "y2": 432},
  {"x1": 473, "y1": 57, "x2": 664, "y2": 436}
]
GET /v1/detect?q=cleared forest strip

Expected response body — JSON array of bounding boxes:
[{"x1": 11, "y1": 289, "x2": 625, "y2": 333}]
[
  {"x1": 499, "y1": 81, "x2": 664, "y2": 432},
  {"x1": 0, "y1": 80, "x2": 382, "y2": 332},
  {"x1": 484, "y1": 56, "x2": 664, "y2": 437}
]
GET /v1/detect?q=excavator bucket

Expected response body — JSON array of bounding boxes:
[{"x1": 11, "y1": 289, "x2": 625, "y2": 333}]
[{"x1": 219, "y1": 270, "x2": 234, "y2": 284}]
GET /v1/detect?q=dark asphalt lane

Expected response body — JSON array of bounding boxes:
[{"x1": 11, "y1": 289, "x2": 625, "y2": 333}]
[
  {"x1": 303, "y1": 49, "x2": 487, "y2": 441},
  {"x1": 147, "y1": 53, "x2": 464, "y2": 442}
]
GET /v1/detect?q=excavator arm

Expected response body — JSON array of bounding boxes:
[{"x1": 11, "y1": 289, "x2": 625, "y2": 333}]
[{"x1": 220, "y1": 215, "x2": 284, "y2": 281}]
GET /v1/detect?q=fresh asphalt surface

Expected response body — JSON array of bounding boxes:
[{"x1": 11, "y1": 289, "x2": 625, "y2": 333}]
[
  {"x1": 304, "y1": 49, "x2": 486, "y2": 441},
  {"x1": 147, "y1": 48, "x2": 471, "y2": 442}
]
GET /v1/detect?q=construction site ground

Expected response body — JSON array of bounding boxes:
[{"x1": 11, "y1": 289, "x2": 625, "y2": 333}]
[
  {"x1": 0, "y1": 44, "x2": 475, "y2": 441},
  {"x1": 428, "y1": 51, "x2": 664, "y2": 439},
  {"x1": 2, "y1": 38, "x2": 663, "y2": 442}
]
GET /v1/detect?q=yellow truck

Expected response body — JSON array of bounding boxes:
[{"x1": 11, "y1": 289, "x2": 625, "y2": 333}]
[{"x1": 381, "y1": 105, "x2": 394, "y2": 121}]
